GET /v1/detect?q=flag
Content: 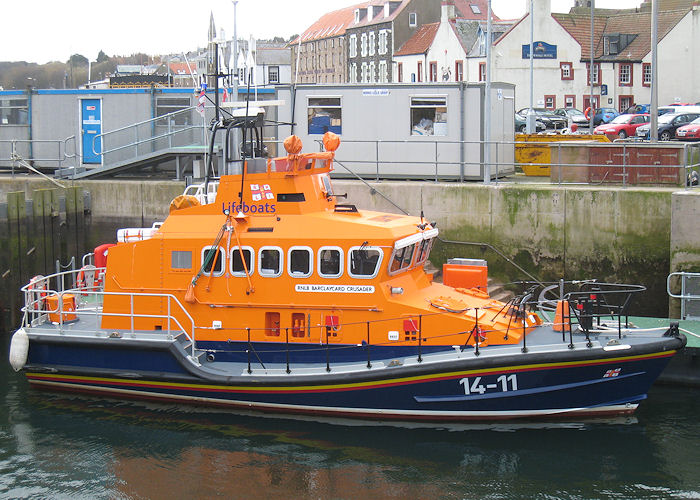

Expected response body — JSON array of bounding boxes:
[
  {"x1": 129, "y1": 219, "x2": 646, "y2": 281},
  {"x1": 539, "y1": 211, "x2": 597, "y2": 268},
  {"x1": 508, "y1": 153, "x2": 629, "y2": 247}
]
[
  {"x1": 223, "y1": 88, "x2": 229, "y2": 102},
  {"x1": 250, "y1": 183, "x2": 273, "y2": 202},
  {"x1": 196, "y1": 88, "x2": 206, "y2": 117}
]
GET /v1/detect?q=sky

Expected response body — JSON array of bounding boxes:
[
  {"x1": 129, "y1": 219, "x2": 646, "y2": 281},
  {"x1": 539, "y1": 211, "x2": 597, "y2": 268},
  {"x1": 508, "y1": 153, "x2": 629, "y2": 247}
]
[{"x1": 1, "y1": 0, "x2": 644, "y2": 64}]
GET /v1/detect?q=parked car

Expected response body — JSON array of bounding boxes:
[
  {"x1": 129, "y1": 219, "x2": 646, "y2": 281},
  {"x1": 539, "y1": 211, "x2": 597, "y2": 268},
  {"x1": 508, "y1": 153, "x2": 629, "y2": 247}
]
[
  {"x1": 676, "y1": 117, "x2": 700, "y2": 141},
  {"x1": 658, "y1": 106, "x2": 677, "y2": 116},
  {"x1": 552, "y1": 107, "x2": 589, "y2": 127},
  {"x1": 622, "y1": 104, "x2": 650, "y2": 114},
  {"x1": 593, "y1": 113, "x2": 650, "y2": 138},
  {"x1": 517, "y1": 108, "x2": 567, "y2": 129},
  {"x1": 592, "y1": 107, "x2": 620, "y2": 126},
  {"x1": 636, "y1": 112, "x2": 700, "y2": 140},
  {"x1": 514, "y1": 112, "x2": 546, "y2": 133}
]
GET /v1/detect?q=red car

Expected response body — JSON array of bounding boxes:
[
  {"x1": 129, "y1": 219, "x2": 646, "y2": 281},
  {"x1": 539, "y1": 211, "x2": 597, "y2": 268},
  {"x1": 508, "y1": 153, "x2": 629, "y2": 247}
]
[
  {"x1": 676, "y1": 117, "x2": 700, "y2": 140},
  {"x1": 593, "y1": 113, "x2": 650, "y2": 138}
]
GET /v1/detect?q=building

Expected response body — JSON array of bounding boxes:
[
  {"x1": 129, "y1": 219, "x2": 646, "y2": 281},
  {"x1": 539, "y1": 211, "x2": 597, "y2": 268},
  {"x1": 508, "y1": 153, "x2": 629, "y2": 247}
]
[
  {"x1": 345, "y1": 0, "x2": 441, "y2": 84},
  {"x1": 394, "y1": 0, "x2": 512, "y2": 83},
  {"x1": 277, "y1": 82, "x2": 515, "y2": 180},
  {"x1": 490, "y1": 0, "x2": 700, "y2": 111},
  {"x1": 290, "y1": 4, "x2": 361, "y2": 84}
]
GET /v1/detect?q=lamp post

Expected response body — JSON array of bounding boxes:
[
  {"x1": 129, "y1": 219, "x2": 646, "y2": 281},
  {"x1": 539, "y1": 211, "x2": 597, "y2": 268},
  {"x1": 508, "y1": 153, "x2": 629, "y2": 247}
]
[{"x1": 232, "y1": 0, "x2": 239, "y2": 99}]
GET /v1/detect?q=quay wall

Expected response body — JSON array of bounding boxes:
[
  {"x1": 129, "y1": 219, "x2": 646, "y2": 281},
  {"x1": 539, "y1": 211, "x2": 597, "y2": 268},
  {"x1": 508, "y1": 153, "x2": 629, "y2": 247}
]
[{"x1": 1, "y1": 177, "x2": 698, "y2": 323}]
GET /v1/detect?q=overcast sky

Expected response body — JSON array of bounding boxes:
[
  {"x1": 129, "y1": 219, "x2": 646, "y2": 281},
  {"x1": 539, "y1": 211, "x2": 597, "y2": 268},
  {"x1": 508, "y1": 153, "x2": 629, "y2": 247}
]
[{"x1": 2, "y1": 0, "x2": 644, "y2": 64}]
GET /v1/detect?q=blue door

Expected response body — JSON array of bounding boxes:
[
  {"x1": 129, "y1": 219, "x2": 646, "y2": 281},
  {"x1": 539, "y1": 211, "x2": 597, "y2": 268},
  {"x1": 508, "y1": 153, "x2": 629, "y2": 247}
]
[{"x1": 81, "y1": 99, "x2": 102, "y2": 164}]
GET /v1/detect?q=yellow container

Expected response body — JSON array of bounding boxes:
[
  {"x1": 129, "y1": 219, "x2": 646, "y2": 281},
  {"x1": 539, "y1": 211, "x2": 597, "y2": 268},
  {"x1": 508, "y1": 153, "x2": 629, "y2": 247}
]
[{"x1": 516, "y1": 134, "x2": 611, "y2": 176}]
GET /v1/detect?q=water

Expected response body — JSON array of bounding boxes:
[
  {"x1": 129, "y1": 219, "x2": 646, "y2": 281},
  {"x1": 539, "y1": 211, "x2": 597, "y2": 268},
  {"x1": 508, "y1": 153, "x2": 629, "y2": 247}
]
[{"x1": 3, "y1": 336, "x2": 700, "y2": 500}]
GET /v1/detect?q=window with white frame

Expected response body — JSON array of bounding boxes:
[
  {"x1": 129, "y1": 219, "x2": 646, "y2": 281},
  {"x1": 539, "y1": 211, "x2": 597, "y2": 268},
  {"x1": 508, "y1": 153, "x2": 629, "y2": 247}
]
[
  {"x1": 361, "y1": 33, "x2": 368, "y2": 57},
  {"x1": 369, "y1": 32, "x2": 375, "y2": 56},
  {"x1": 349, "y1": 62, "x2": 357, "y2": 83},
  {"x1": 318, "y1": 246, "x2": 343, "y2": 278},
  {"x1": 348, "y1": 246, "x2": 382, "y2": 278},
  {"x1": 288, "y1": 247, "x2": 313, "y2": 278},
  {"x1": 0, "y1": 97, "x2": 28, "y2": 125},
  {"x1": 410, "y1": 96, "x2": 447, "y2": 136},
  {"x1": 231, "y1": 246, "x2": 254, "y2": 276},
  {"x1": 361, "y1": 62, "x2": 368, "y2": 82},
  {"x1": 643, "y1": 63, "x2": 651, "y2": 86},
  {"x1": 368, "y1": 61, "x2": 375, "y2": 83},
  {"x1": 307, "y1": 97, "x2": 342, "y2": 135},
  {"x1": 349, "y1": 34, "x2": 357, "y2": 57},
  {"x1": 259, "y1": 247, "x2": 283, "y2": 277},
  {"x1": 378, "y1": 60, "x2": 388, "y2": 83},
  {"x1": 378, "y1": 30, "x2": 388, "y2": 55},
  {"x1": 409, "y1": 12, "x2": 417, "y2": 27},
  {"x1": 201, "y1": 246, "x2": 225, "y2": 277},
  {"x1": 619, "y1": 63, "x2": 631, "y2": 85},
  {"x1": 268, "y1": 66, "x2": 279, "y2": 84}
]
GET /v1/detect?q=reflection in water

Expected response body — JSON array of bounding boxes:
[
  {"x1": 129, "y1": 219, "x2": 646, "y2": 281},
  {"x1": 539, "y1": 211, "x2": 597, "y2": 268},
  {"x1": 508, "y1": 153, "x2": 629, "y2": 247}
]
[{"x1": 2, "y1": 336, "x2": 700, "y2": 499}]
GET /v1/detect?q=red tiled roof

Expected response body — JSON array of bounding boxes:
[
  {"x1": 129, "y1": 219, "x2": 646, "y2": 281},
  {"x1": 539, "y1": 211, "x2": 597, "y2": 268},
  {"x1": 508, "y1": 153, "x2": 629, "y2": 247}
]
[
  {"x1": 168, "y1": 63, "x2": 195, "y2": 75},
  {"x1": 291, "y1": 2, "x2": 369, "y2": 45},
  {"x1": 553, "y1": 6, "x2": 692, "y2": 61},
  {"x1": 394, "y1": 22, "x2": 440, "y2": 56}
]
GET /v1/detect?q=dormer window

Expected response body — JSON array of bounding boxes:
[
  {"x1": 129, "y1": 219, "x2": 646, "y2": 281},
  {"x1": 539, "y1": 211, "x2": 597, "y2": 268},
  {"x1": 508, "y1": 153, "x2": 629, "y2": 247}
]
[
  {"x1": 470, "y1": 4, "x2": 481, "y2": 14},
  {"x1": 355, "y1": 9, "x2": 360, "y2": 23},
  {"x1": 409, "y1": 12, "x2": 417, "y2": 27},
  {"x1": 603, "y1": 33, "x2": 637, "y2": 56}
]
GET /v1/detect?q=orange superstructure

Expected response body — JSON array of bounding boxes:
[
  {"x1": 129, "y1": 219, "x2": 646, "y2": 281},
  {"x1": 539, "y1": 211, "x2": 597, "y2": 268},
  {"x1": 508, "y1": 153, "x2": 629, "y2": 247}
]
[{"x1": 100, "y1": 133, "x2": 538, "y2": 351}]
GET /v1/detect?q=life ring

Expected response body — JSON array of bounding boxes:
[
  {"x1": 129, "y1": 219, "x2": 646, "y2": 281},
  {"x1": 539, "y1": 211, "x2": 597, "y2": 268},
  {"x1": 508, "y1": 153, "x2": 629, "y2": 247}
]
[
  {"x1": 584, "y1": 107, "x2": 592, "y2": 120},
  {"x1": 27, "y1": 275, "x2": 48, "y2": 312}
]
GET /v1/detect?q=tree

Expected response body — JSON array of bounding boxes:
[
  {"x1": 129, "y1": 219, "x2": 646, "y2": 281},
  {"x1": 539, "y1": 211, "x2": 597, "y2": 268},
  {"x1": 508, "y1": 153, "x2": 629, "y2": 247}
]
[
  {"x1": 97, "y1": 50, "x2": 110, "y2": 63},
  {"x1": 68, "y1": 54, "x2": 89, "y2": 66}
]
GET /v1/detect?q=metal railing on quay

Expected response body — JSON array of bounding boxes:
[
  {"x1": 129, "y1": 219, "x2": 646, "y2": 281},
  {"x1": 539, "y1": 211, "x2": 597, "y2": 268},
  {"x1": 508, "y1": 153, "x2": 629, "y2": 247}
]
[
  {"x1": 0, "y1": 138, "x2": 78, "y2": 174},
  {"x1": 323, "y1": 138, "x2": 700, "y2": 188}
]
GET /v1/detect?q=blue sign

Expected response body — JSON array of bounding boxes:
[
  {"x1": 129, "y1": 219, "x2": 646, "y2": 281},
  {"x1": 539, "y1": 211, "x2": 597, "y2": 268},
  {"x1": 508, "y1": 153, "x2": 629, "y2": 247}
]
[
  {"x1": 522, "y1": 41, "x2": 557, "y2": 59},
  {"x1": 601, "y1": 84, "x2": 608, "y2": 96}
]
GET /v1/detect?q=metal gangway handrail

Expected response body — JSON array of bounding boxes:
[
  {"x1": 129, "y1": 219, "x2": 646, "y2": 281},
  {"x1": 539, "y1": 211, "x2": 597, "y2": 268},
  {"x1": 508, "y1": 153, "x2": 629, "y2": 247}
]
[
  {"x1": 668, "y1": 271, "x2": 700, "y2": 320},
  {"x1": 21, "y1": 269, "x2": 199, "y2": 361},
  {"x1": 89, "y1": 105, "x2": 208, "y2": 164}
]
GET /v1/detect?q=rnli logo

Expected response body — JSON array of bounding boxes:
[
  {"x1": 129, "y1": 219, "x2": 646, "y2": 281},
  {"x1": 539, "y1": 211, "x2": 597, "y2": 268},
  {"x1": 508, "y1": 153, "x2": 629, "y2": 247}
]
[
  {"x1": 603, "y1": 368, "x2": 621, "y2": 378},
  {"x1": 251, "y1": 184, "x2": 274, "y2": 202}
]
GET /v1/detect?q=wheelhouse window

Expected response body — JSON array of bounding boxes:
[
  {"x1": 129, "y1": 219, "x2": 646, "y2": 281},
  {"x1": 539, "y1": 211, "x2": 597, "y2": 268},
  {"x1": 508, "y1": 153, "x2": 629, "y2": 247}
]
[
  {"x1": 288, "y1": 247, "x2": 313, "y2": 278},
  {"x1": 259, "y1": 247, "x2": 283, "y2": 277},
  {"x1": 389, "y1": 244, "x2": 416, "y2": 274},
  {"x1": 415, "y1": 237, "x2": 434, "y2": 265},
  {"x1": 201, "y1": 246, "x2": 225, "y2": 276},
  {"x1": 348, "y1": 246, "x2": 382, "y2": 279},
  {"x1": 308, "y1": 97, "x2": 342, "y2": 135},
  {"x1": 318, "y1": 246, "x2": 343, "y2": 278},
  {"x1": 171, "y1": 250, "x2": 192, "y2": 270},
  {"x1": 231, "y1": 246, "x2": 254, "y2": 276},
  {"x1": 411, "y1": 96, "x2": 447, "y2": 136}
]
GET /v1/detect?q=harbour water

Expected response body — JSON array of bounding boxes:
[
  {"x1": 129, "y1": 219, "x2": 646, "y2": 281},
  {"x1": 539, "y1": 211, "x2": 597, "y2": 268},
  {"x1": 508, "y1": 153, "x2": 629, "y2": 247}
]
[{"x1": 2, "y1": 338, "x2": 700, "y2": 499}]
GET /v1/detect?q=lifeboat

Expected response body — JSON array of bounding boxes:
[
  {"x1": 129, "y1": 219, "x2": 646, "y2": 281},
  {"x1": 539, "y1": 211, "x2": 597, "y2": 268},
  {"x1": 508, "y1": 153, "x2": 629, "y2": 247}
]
[{"x1": 9, "y1": 113, "x2": 685, "y2": 422}]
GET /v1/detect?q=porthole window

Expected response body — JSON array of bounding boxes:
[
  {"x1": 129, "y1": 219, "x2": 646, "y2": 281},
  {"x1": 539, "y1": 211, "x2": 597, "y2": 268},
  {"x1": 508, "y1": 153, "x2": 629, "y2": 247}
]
[
  {"x1": 201, "y1": 246, "x2": 225, "y2": 277},
  {"x1": 348, "y1": 246, "x2": 382, "y2": 279},
  {"x1": 230, "y1": 246, "x2": 254, "y2": 276},
  {"x1": 318, "y1": 246, "x2": 343, "y2": 278},
  {"x1": 288, "y1": 246, "x2": 313, "y2": 278},
  {"x1": 259, "y1": 246, "x2": 283, "y2": 277}
]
